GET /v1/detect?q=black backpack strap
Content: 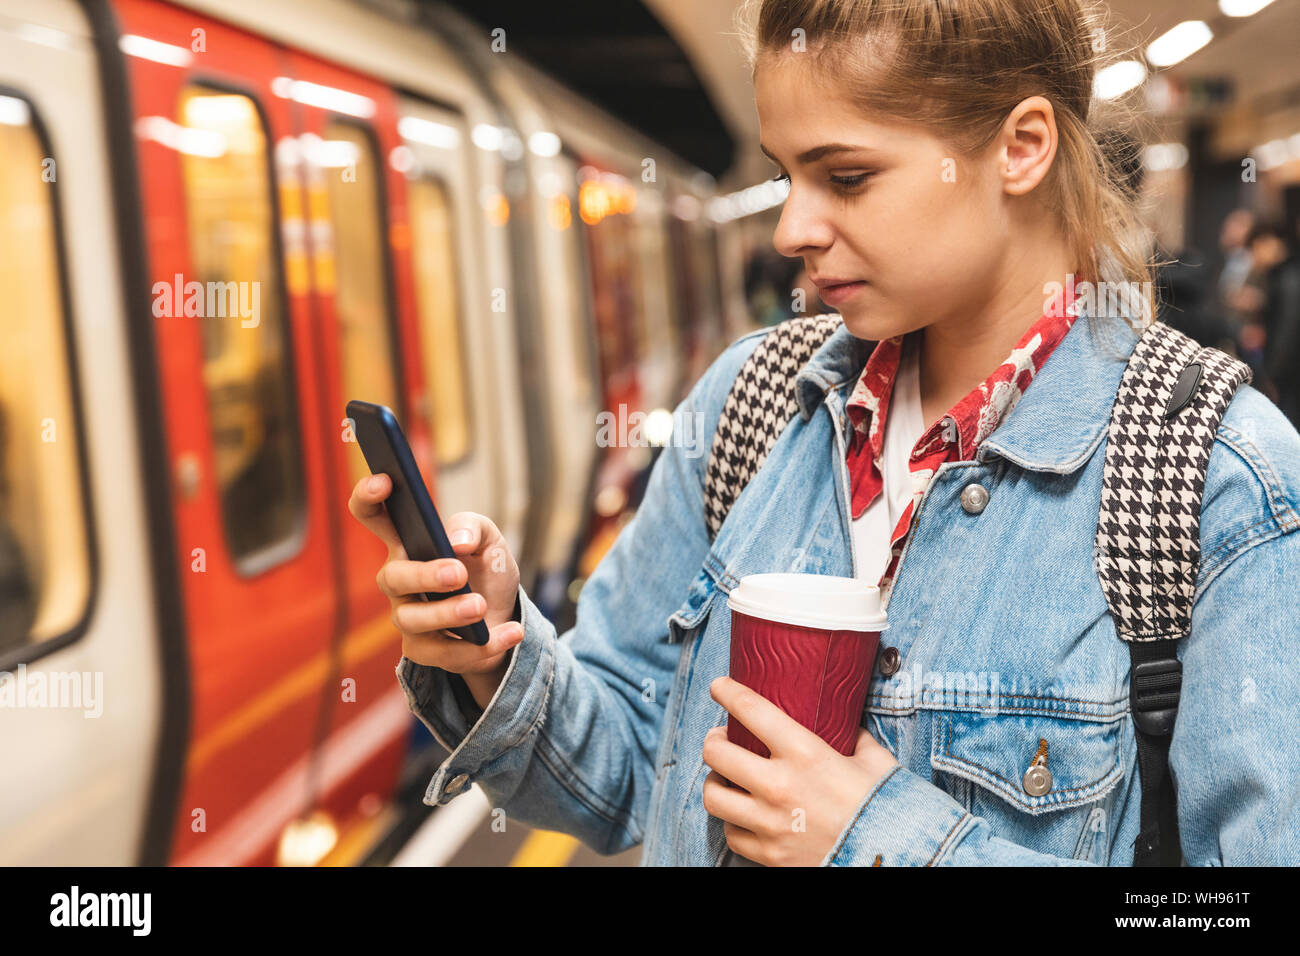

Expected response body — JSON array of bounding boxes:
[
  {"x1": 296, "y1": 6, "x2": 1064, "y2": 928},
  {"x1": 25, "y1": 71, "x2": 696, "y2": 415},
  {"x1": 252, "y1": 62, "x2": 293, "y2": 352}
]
[
  {"x1": 704, "y1": 314, "x2": 842, "y2": 541},
  {"x1": 1095, "y1": 320, "x2": 1252, "y2": 865}
]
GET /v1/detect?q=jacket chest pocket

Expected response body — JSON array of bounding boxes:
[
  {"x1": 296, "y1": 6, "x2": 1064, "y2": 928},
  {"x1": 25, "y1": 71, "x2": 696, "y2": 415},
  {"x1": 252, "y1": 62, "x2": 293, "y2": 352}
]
[
  {"x1": 667, "y1": 566, "x2": 722, "y2": 644},
  {"x1": 931, "y1": 708, "x2": 1126, "y2": 864}
]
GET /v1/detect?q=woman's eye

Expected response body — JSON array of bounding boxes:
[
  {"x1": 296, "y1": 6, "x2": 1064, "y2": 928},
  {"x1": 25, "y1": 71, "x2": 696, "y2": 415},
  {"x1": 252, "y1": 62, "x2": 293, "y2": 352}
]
[
  {"x1": 770, "y1": 171, "x2": 790, "y2": 184},
  {"x1": 830, "y1": 172, "x2": 871, "y2": 189}
]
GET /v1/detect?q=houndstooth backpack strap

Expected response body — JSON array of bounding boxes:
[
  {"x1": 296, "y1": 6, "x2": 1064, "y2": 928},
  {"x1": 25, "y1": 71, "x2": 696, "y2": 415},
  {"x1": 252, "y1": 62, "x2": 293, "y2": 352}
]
[
  {"x1": 1094, "y1": 319, "x2": 1251, "y2": 867},
  {"x1": 704, "y1": 314, "x2": 843, "y2": 541},
  {"x1": 1095, "y1": 321, "x2": 1252, "y2": 641}
]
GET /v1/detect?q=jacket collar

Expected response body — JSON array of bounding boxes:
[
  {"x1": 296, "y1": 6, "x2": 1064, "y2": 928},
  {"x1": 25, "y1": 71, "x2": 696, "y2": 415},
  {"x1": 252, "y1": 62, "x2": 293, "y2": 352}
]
[{"x1": 794, "y1": 310, "x2": 1142, "y2": 474}]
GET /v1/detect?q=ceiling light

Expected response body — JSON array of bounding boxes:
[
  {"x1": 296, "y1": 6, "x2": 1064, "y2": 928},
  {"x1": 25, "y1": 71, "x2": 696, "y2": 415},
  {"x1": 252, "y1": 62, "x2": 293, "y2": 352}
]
[
  {"x1": 528, "y1": 131, "x2": 561, "y2": 157},
  {"x1": 1093, "y1": 60, "x2": 1147, "y2": 100},
  {"x1": 471, "y1": 124, "x2": 503, "y2": 151},
  {"x1": 1143, "y1": 143, "x2": 1189, "y2": 172},
  {"x1": 1218, "y1": 0, "x2": 1276, "y2": 17},
  {"x1": 1146, "y1": 21, "x2": 1213, "y2": 68}
]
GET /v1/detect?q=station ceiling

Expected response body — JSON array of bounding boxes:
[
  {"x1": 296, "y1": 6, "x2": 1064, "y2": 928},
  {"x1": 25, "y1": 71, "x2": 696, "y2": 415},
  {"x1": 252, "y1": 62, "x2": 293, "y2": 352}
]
[
  {"x1": 437, "y1": 0, "x2": 1300, "y2": 187},
  {"x1": 435, "y1": 0, "x2": 737, "y2": 178}
]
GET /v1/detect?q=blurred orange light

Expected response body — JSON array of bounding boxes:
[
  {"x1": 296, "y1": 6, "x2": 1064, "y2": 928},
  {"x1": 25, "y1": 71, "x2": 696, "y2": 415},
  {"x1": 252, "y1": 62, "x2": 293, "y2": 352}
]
[
  {"x1": 485, "y1": 192, "x2": 510, "y2": 226},
  {"x1": 548, "y1": 194, "x2": 572, "y2": 230},
  {"x1": 579, "y1": 180, "x2": 610, "y2": 224},
  {"x1": 579, "y1": 178, "x2": 636, "y2": 224},
  {"x1": 616, "y1": 183, "x2": 636, "y2": 214},
  {"x1": 389, "y1": 220, "x2": 411, "y2": 252}
]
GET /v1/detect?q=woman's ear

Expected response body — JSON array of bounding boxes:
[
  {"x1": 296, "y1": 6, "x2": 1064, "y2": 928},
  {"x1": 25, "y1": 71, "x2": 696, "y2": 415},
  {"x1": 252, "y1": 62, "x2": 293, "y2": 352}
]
[{"x1": 997, "y1": 95, "x2": 1058, "y2": 197}]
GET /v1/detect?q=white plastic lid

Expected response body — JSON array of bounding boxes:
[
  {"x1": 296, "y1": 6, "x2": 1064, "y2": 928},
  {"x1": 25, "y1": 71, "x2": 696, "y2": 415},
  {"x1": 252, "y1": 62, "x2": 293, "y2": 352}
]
[{"x1": 726, "y1": 572, "x2": 888, "y2": 632}]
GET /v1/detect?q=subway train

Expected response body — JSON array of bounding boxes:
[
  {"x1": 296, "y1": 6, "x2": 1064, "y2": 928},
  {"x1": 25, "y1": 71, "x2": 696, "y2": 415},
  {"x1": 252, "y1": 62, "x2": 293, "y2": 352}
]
[{"x1": 0, "y1": 0, "x2": 752, "y2": 865}]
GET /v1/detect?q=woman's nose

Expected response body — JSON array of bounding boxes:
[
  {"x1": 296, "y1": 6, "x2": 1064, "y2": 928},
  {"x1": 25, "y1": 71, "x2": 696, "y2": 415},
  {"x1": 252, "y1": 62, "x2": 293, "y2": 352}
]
[{"x1": 771, "y1": 189, "x2": 833, "y2": 257}]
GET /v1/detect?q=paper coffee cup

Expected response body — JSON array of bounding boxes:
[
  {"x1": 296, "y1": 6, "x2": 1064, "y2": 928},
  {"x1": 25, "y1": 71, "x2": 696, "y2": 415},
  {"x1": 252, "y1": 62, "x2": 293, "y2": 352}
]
[{"x1": 725, "y1": 573, "x2": 887, "y2": 758}]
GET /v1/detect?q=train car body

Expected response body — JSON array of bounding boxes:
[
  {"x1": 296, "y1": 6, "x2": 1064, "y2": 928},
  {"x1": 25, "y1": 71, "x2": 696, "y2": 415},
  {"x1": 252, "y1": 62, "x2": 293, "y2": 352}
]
[{"x1": 0, "y1": 0, "x2": 741, "y2": 865}]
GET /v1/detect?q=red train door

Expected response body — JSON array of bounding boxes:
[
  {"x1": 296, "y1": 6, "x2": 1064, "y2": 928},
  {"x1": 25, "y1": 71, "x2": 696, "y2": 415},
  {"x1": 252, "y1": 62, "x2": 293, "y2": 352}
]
[
  {"x1": 114, "y1": 0, "x2": 342, "y2": 865},
  {"x1": 280, "y1": 50, "x2": 430, "y2": 845},
  {"x1": 576, "y1": 164, "x2": 645, "y2": 572}
]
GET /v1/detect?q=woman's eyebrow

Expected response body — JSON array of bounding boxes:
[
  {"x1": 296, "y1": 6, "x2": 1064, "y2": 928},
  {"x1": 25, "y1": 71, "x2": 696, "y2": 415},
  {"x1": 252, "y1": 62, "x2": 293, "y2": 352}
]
[{"x1": 759, "y1": 142, "x2": 878, "y2": 165}]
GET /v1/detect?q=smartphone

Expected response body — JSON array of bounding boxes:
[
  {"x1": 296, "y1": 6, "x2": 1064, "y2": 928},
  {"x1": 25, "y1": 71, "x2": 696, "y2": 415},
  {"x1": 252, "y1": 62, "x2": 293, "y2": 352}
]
[{"x1": 346, "y1": 399, "x2": 491, "y2": 646}]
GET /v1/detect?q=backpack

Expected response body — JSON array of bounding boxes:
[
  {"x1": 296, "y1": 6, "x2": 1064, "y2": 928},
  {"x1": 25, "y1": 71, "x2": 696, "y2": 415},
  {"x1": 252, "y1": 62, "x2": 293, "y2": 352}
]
[{"x1": 702, "y1": 313, "x2": 1252, "y2": 866}]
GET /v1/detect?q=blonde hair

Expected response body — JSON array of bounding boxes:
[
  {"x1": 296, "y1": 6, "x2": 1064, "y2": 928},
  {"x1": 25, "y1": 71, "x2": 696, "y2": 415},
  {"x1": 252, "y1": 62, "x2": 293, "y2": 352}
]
[{"x1": 736, "y1": 0, "x2": 1156, "y2": 338}]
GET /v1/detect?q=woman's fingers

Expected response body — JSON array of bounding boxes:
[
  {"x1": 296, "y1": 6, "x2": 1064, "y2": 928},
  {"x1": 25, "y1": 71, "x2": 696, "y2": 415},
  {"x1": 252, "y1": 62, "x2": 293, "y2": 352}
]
[
  {"x1": 709, "y1": 676, "x2": 821, "y2": 760},
  {"x1": 348, "y1": 474, "x2": 404, "y2": 555},
  {"x1": 443, "y1": 511, "x2": 506, "y2": 562},
  {"x1": 701, "y1": 770, "x2": 766, "y2": 833},
  {"x1": 722, "y1": 821, "x2": 765, "y2": 865},
  {"x1": 401, "y1": 618, "x2": 525, "y2": 671},
  {"x1": 376, "y1": 558, "x2": 466, "y2": 598},
  {"x1": 701, "y1": 726, "x2": 772, "y2": 797},
  {"x1": 391, "y1": 590, "x2": 486, "y2": 636},
  {"x1": 353, "y1": 487, "x2": 523, "y2": 675}
]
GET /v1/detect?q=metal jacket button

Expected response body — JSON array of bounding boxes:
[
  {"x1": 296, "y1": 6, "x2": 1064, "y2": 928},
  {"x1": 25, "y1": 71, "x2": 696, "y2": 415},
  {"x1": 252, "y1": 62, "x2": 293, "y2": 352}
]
[
  {"x1": 446, "y1": 773, "x2": 469, "y2": 794},
  {"x1": 1022, "y1": 764, "x2": 1053, "y2": 797},
  {"x1": 960, "y1": 483, "x2": 990, "y2": 514},
  {"x1": 878, "y1": 646, "x2": 900, "y2": 677}
]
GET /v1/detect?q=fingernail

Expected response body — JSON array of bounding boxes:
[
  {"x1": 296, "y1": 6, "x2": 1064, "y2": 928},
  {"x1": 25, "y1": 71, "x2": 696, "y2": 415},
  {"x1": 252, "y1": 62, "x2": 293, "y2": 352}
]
[
  {"x1": 458, "y1": 595, "x2": 480, "y2": 615},
  {"x1": 437, "y1": 565, "x2": 458, "y2": 586},
  {"x1": 450, "y1": 529, "x2": 472, "y2": 546},
  {"x1": 367, "y1": 475, "x2": 382, "y2": 493}
]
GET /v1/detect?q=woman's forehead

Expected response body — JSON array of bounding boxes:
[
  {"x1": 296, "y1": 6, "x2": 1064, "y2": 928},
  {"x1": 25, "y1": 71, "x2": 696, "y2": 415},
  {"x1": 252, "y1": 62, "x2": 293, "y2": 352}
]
[{"x1": 756, "y1": 79, "x2": 924, "y2": 160}]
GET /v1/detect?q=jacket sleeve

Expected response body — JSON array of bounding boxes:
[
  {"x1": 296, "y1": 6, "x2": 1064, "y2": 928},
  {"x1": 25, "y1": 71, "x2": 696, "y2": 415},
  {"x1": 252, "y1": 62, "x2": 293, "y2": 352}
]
[
  {"x1": 395, "y1": 331, "x2": 765, "y2": 854},
  {"x1": 1170, "y1": 522, "x2": 1300, "y2": 864},
  {"x1": 823, "y1": 518, "x2": 1300, "y2": 866}
]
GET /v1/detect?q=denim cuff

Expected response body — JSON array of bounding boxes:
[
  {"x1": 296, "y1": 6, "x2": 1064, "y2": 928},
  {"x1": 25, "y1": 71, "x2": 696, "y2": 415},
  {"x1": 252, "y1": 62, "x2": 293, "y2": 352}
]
[
  {"x1": 822, "y1": 764, "x2": 973, "y2": 866},
  {"x1": 394, "y1": 584, "x2": 555, "y2": 806}
]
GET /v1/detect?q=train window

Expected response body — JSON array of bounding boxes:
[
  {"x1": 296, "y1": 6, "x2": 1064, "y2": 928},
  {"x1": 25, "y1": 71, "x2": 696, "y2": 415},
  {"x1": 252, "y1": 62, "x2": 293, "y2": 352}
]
[
  {"x1": 0, "y1": 93, "x2": 91, "y2": 659},
  {"x1": 407, "y1": 174, "x2": 471, "y2": 465},
  {"x1": 319, "y1": 119, "x2": 400, "y2": 487},
  {"x1": 177, "y1": 86, "x2": 305, "y2": 568}
]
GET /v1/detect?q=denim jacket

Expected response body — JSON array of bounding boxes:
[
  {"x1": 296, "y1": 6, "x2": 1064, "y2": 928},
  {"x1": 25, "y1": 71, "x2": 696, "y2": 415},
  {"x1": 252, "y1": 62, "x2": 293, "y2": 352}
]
[{"x1": 396, "y1": 310, "x2": 1300, "y2": 865}]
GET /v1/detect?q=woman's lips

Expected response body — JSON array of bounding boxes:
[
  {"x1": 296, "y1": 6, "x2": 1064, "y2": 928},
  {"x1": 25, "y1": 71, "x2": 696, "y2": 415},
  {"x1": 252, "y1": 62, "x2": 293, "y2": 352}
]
[{"x1": 817, "y1": 280, "x2": 867, "y2": 306}]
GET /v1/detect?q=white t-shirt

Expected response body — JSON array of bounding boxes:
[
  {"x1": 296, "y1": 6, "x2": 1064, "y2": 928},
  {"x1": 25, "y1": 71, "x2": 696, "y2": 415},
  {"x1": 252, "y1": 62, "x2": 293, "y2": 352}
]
[{"x1": 851, "y1": 334, "x2": 928, "y2": 585}]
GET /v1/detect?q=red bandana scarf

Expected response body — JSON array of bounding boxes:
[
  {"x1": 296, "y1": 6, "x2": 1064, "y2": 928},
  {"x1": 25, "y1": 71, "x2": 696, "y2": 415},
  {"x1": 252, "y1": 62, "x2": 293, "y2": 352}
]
[{"x1": 844, "y1": 294, "x2": 1081, "y2": 599}]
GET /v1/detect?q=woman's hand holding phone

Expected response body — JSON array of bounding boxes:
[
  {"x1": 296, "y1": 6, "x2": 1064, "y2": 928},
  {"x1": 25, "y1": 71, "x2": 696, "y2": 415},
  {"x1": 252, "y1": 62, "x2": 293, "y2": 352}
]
[{"x1": 348, "y1": 473, "x2": 524, "y2": 711}]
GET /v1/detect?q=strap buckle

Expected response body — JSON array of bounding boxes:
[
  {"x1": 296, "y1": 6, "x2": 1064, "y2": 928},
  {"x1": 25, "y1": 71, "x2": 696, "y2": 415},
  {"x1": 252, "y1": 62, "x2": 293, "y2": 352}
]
[
  {"x1": 1162, "y1": 361, "x2": 1203, "y2": 419},
  {"x1": 1130, "y1": 657, "x2": 1182, "y2": 737}
]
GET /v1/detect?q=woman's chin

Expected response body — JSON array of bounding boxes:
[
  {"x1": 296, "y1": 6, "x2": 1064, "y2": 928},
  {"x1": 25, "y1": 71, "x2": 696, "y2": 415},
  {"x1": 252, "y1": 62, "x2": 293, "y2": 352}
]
[{"x1": 833, "y1": 301, "x2": 907, "y2": 343}]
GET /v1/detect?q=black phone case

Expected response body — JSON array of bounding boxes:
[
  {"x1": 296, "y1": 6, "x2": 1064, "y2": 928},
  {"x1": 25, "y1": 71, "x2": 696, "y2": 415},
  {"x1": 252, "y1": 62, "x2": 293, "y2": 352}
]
[{"x1": 346, "y1": 399, "x2": 491, "y2": 646}]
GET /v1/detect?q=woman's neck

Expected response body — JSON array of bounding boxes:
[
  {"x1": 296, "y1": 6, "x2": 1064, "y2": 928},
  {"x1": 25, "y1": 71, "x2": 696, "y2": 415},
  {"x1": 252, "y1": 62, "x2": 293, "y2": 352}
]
[{"x1": 916, "y1": 240, "x2": 1075, "y2": 430}]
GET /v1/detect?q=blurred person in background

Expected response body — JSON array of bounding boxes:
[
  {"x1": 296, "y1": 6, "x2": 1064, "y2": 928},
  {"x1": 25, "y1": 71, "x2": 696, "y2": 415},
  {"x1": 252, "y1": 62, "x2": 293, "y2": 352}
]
[
  {"x1": 1237, "y1": 221, "x2": 1291, "y2": 389},
  {"x1": 1217, "y1": 207, "x2": 1256, "y2": 325},
  {"x1": 1260, "y1": 218, "x2": 1300, "y2": 426}
]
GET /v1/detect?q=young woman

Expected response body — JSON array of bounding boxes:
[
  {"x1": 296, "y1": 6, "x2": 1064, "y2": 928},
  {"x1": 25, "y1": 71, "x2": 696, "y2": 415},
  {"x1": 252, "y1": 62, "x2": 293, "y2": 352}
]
[{"x1": 349, "y1": 0, "x2": 1300, "y2": 865}]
